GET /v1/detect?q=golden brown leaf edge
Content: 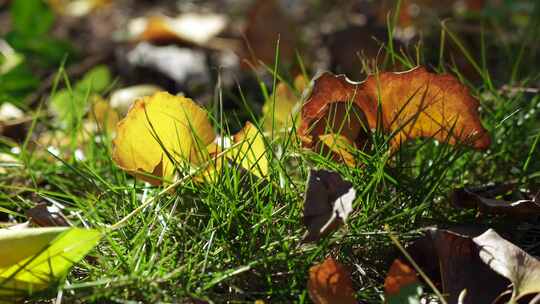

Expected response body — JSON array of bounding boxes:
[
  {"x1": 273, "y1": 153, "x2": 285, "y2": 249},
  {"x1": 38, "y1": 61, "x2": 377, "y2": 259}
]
[{"x1": 298, "y1": 67, "x2": 491, "y2": 154}]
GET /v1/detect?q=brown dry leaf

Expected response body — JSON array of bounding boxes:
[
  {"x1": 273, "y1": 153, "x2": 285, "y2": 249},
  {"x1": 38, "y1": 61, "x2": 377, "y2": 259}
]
[
  {"x1": 112, "y1": 92, "x2": 216, "y2": 185},
  {"x1": 384, "y1": 259, "x2": 418, "y2": 295},
  {"x1": 26, "y1": 203, "x2": 70, "y2": 227},
  {"x1": 407, "y1": 227, "x2": 509, "y2": 304},
  {"x1": 241, "y1": 0, "x2": 298, "y2": 68},
  {"x1": 307, "y1": 257, "x2": 356, "y2": 304},
  {"x1": 299, "y1": 67, "x2": 490, "y2": 160},
  {"x1": 302, "y1": 169, "x2": 356, "y2": 242},
  {"x1": 452, "y1": 183, "x2": 540, "y2": 217},
  {"x1": 474, "y1": 229, "x2": 540, "y2": 301}
]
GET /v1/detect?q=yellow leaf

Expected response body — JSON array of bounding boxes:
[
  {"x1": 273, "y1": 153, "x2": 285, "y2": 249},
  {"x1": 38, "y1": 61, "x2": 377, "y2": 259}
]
[
  {"x1": 196, "y1": 122, "x2": 269, "y2": 182},
  {"x1": 262, "y1": 75, "x2": 307, "y2": 134},
  {"x1": 112, "y1": 92, "x2": 215, "y2": 185},
  {"x1": 228, "y1": 122, "x2": 268, "y2": 178},
  {"x1": 0, "y1": 227, "x2": 101, "y2": 299},
  {"x1": 318, "y1": 134, "x2": 357, "y2": 167},
  {"x1": 90, "y1": 95, "x2": 119, "y2": 132}
]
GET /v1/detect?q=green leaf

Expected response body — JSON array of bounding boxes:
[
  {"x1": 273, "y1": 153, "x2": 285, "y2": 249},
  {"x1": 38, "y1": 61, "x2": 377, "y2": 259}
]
[
  {"x1": 0, "y1": 227, "x2": 101, "y2": 299},
  {"x1": 76, "y1": 65, "x2": 112, "y2": 94},
  {"x1": 6, "y1": 33, "x2": 75, "y2": 67},
  {"x1": 49, "y1": 89, "x2": 88, "y2": 127},
  {"x1": 0, "y1": 64, "x2": 39, "y2": 102},
  {"x1": 10, "y1": 0, "x2": 54, "y2": 36}
]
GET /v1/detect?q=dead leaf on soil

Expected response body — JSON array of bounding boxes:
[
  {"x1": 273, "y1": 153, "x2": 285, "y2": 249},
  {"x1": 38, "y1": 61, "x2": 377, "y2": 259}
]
[
  {"x1": 452, "y1": 183, "x2": 540, "y2": 217},
  {"x1": 307, "y1": 257, "x2": 356, "y2": 304},
  {"x1": 474, "y1": 229, "x2": 540, "y2": 302},
  {"x1": 384, "y1": 259, "x2": 419, "y2": 295},
  {"x1": 407, "y1": 227, "x2": 509, "y2": 304},
  {"x1": 302, "y1": 169, "x2": 356, "y2": 242},
  {"x1": 299, "y1": 67, "x2": 490, "y2": 163},
  {"x1": 26, "y1": 203, "x2": 70, "y2": 227}
]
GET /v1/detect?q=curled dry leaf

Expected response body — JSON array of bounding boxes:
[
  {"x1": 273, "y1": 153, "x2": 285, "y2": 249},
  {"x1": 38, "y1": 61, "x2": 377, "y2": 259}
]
[
  {"x1": 26, "y1": 203, "x2": 70, "y2": 227},
  {"x1": 302, "y1": 169, "x2": 356, "y2": 242},
  {"x1": 407, "y1": 227, "x2": 508, "y2": 304},
  {"x1": 452, "y1": 183, "x2": 540, "y2": 217},
  {"x1": 474, "y1": 229, "x2": 540, "y2": 301},
  {"x1": 112, "y1": 92, "x2": 216, "y2": 185},
  {"x1": 307, "y1": 257, "x2": 356, "y2": 304},
  {"x1": 299, "y1": 67, "x2": 490, "y2": 160}
]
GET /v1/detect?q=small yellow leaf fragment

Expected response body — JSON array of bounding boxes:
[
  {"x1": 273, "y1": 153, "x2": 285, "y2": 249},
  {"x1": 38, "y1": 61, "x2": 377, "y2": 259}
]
[
  {"x1": 112, "y1": 92, "x2": 215, "y2": 184},
  {"x1": 262, "y1": 75, "x2": 307, "y2": 133},
  {"x1": 195, "y1": 122, "x2": 269, "y2": 183},
  {"x1": 318, "y1": 134, "x2": 357, "y2": 167},
  {"x1": 228, "y1": 122, "x2": 268, "y2": 178},
  {"x1": 90, "y1": 95, "x2": 119, "y2": 132}
]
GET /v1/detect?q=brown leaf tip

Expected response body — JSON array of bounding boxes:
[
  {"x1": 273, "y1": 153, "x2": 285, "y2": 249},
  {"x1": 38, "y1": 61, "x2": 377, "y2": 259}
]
[
  {"x1": 308, "y1": 257, "x2": 357, "y2": 304},
  {"x1": 384, "y1": 259, "x2": 419, "y2": 295}
]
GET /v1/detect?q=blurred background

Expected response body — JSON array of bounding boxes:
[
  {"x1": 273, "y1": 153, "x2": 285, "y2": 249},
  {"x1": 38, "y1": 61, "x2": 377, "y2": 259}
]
[{"x1": 0, "y1": 0, "x2": 538, "y2": 133}]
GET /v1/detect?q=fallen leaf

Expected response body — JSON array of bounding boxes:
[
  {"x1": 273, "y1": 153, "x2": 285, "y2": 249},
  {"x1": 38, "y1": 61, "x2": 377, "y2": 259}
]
[
  {"x1": 241, "y1": 0, "x2": 298, "y2": 68},
  {"x1": 0, "y1": 227, "x2": 101, "y2": 299},
  {"x1": 407, "y1": 227, "x2": 509, "y2": 304},
  {"x1": 50, "y1": 65, "x2": 112, "y2": 127},
  {"x1": 307, "y1": 257, "x2": 356, "y2": 304},
  {"x1": 89, "y1": 95, "x2": 119, "y2": 132},
  {"x1": 302, "y1": 169, "x2": 356, "y2": 242},
  {"x1": 452, "y1": 183, "x2": 540, "y2": 217},
  {"x1": 129, "y1": 13, "x2": 227, "y2": 46},
  {"x1": 112, "y1": 92, "x2": 216, "y2": 185},
  {"x1": 384, "y1": 259, "x2": 419, "y2": 295},
  {"x1": 299, "y1": 67, "x2": 490, "y2": 160},
  {"x1": 26, "y1": 203, "x2": 70, "y2": 227},
  {"x1": 317, "y1": 134, "x2": 357, "y2": 167},
  {"x1": 199, "y1": 122, "x2": 269, "y2": 183},
  {"x1": 474, "y1": 229, "x2": 540, "y2": 301},
  {"x1": 228, "y1": 122, "x2": 268, "y2": 178},
  {"x1": 262, "y1": 75, "x2": 307, "y2": 134}
]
